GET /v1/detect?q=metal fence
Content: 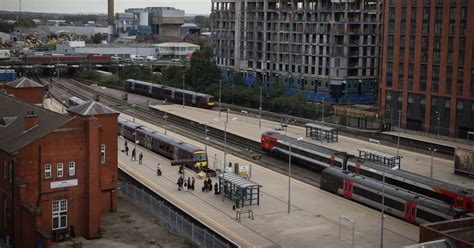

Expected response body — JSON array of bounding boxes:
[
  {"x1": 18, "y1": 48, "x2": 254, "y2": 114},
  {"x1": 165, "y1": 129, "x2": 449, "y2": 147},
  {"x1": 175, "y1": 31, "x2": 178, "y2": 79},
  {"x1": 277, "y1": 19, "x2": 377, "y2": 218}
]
[{"x1": 118, "y1": 180, "x2": 233, "y2": 248}]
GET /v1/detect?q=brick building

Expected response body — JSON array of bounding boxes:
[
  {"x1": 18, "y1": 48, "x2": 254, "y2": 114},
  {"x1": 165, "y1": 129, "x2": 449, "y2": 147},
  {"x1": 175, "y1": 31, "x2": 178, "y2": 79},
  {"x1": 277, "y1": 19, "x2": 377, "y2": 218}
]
[
  {"x1": 379, "y1": 0, "x2": 474, "y2": 138},
  {"x1": 0, "y1": 94, "x2": 119, "y2": 248},
  {"x1": 5, "y1": 77, "x2": 44, "y2": 105}
]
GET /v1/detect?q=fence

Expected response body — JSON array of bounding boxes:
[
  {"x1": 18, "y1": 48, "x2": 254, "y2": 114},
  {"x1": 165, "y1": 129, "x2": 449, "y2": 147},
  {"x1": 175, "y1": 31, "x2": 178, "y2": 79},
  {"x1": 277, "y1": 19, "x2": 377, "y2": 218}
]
[{"x1": 118, "y1": 180, "x2": 233, "y2": 248}]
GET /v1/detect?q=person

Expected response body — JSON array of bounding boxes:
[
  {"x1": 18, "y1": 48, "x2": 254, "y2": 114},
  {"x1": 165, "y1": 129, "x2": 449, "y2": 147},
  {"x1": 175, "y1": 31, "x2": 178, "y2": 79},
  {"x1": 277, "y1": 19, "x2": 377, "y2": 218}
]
[
  {"x1": 191, "y1": 177, "x2": 195, "y2": 191},
  {"x1": 214, "y1": 182, "x2": 219, "y2": 194},
  {"x1": 203, "y1": 179, "x2": 208, "y2": 192},
  {"x1": 125, "y1": 144, "x2": 129, "y2": 156},
  {"x1": 177, "y1": 176, "x2": 183, "y2": 191},
  {"x1": 187, "y1": 177, "x2": 191, "y2": 190},
  {"x1": 138, "y1": 152, "x2": 143, "y2": 164},
  {"x1": 157, "y1": 162, "x2": 162, "y2": 176},
  {"x1": 124, "y1": 140, "x2": 128, "y2": 150},
  {"x1": 207, "y1": 178, "x2": 213, "y2": 192},
  {"x1": 183, "y1": 181, "x2": 188, "y2": 192},
  {"x1": 131, "y1": 147, "x2": 136, "y2": 161},
  {"x1": 179, "y1": 165, "x2": 184, "y2": 174}
]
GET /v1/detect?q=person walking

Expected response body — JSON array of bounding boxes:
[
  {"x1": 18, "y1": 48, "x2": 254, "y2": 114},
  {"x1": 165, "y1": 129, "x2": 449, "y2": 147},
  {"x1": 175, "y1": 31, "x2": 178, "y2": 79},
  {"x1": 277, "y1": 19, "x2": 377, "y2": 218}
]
[
  {"x1": 124, "y1": 140, "x2": 128, "y2": 151},
  {"x1": 138, "y1": 152, "x2": 143, "y2": 164},
  {"x1": 157, "y1": 162, "x2": 162, "y2": 176},
  {"x1": 191, "y1": 177, "x2": 195, "y2": 191},
  {"x1": 125, "y1": 143, "x2": 129, "y2": 156},
  {"x1": 131, "y1": 147, "x2": 136, "y2": 161}
]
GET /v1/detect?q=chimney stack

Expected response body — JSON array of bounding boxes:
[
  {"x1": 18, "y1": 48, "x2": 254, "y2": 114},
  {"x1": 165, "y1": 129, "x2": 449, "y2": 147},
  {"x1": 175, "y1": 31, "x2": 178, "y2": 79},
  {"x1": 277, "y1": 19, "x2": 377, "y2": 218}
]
[
  {"x1": 24, "y1": 110, "x2": 39, "y2": 131},
  {"x1": 108, "y1": 0, "x2": 114, "y2": 41}
]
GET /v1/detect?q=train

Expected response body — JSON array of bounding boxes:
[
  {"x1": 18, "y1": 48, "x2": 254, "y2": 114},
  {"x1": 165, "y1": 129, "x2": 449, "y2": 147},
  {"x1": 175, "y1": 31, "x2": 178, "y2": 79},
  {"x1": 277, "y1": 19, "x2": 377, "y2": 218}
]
[
  {"x1": 22, "y1": 54, "x2": 112, "y2": 64},
  {"x1": 260, "y1": 131, "x2": 474, "y2": 212},
  {"x1": 67, "y1": 96, "x2": 87, "y2": 107},
  {"x1": 118, "y1": 118, "x2": 215, "y2": 176},
  {"x1": 125, "y1": 79, "x2": 215, "y2": 109},
  {"x1": 320, "y1": 167, "x2": 468, "y2": 224}
]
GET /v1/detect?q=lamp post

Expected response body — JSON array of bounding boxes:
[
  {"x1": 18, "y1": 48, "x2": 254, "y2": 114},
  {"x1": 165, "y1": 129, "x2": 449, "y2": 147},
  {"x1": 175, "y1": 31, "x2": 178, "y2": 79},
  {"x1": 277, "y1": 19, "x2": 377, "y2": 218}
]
[
  {"x1": 286, "y1": 137, "x2": 303, "y2": 214},
  {"x1": 215, "y1": 110, "x2": 237, "y2": 201},
  {"x1": 182, "y1": 74, "x2": 185, "y2": 108},
  {"x1": 321, "y1": 97, "x2": 326, "y2": 128},
  {"x1": 259, "y1": 83, "x2": 263, "y2": 129},
  {"x1": 379, "y1": 165, "x2": 400, "y2": 248},
  {"x1": 163, "y1": 113, "x2": 168, "y2": 135},
  {"x1": 435, "y1": 111, "x2": 440, "y2": 138},
  {"x1": 429, "y1": 146, "x2": 437, "y2": 178},
  {"x1": 219, "y1": 79, "x2": 222, "y2": 118},
  {"x1": 204, "y1": 123, "x2": 209, "y2": 154},
  {"x1": 397, "y1": 110, "x2": 401, "y2": 157}
]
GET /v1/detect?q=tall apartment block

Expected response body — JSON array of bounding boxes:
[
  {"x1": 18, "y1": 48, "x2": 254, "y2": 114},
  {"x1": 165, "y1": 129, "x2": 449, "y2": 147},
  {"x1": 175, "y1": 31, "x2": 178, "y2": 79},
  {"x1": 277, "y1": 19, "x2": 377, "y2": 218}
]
[
  {"x1": 211, "y1": 0, "x2": 381, "y2": 104},
  {"x1": 379, "y1": 0, "x2": 474, "y2": 138}
]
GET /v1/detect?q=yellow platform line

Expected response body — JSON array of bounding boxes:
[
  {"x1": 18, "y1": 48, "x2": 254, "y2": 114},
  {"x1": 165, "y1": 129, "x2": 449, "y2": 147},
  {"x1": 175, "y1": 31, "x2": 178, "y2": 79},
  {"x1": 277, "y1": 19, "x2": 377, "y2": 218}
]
[{"x1": 119, "y1": 162, "x2": 255, "y2": 248}]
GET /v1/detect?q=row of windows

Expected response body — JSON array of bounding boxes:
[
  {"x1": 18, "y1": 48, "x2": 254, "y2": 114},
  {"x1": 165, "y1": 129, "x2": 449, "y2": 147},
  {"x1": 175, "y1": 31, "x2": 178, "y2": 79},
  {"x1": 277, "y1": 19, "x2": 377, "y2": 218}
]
[{"x1": 45, "y1": 162, "x2": 75, "y2": 179}]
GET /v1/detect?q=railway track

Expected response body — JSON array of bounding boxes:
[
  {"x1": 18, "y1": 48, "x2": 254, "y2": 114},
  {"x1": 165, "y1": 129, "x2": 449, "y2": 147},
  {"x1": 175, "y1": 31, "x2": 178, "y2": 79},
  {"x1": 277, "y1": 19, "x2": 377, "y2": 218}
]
[{"x1": 39, "y1": 76, "x2": 321, "y2": 187}]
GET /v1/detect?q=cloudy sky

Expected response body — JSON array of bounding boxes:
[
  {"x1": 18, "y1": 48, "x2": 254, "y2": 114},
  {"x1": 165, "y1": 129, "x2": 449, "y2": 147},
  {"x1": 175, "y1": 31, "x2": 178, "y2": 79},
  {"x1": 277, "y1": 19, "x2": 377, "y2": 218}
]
[{"x1": 1, "y1": 0, "x2": 212, "y2": 15}]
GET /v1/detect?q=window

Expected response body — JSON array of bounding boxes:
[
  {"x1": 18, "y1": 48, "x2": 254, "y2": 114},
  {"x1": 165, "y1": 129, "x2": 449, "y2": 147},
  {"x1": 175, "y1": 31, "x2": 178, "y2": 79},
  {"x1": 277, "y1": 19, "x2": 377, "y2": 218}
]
[
  {"x1": 57, "y1": 163, "x2": 63, "y2": 178},
  {"x1": 52, "y1": 199, "x2": 67, "y2": 230},
  {"x1": 68, "y1": 162, "x2": 75, "y2": 177},
  {"x1": 45, "y1": 164, "x2": 51, "y2": 179},
  {"x1": 2, "y1": 160, "x2": 5, "y2": 180},
  {"x1": 101, "y1": 144, "x2": 106, "y2": 164}
]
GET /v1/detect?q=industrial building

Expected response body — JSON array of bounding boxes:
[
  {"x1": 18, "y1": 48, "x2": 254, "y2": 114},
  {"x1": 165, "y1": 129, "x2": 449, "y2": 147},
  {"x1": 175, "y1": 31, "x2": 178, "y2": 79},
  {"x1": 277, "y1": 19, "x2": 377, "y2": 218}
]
[
  {"x1": 154, "y1": 42, "x2": 200, "y2": 60},
  {"x1": 210, "y1": 0, "x2": 381, "y2": 104},
  {"x1": 180, "y1": 23, "x2": 201, "y2": 38},
  {"x1": 122, "y1": 7, "x2": 185, "y2": 38},
  {"x1": 379, "y1": 0, "x2": 474, "y2": 138},
  {"x1": 0, "y1": 89, "x2": 119, "y2": 247}
]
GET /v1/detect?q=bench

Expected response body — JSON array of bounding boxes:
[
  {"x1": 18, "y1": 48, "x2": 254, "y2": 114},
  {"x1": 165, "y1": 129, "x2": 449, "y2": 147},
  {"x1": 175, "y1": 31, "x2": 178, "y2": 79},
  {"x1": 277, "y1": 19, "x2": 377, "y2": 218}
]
[{"x1": 235, "y1": 209, "x2": 254, "y2": 222}]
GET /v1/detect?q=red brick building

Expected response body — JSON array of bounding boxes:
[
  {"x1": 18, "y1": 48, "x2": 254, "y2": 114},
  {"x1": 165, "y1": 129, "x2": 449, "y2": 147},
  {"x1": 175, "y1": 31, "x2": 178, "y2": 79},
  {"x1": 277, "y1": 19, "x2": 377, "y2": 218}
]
[
  {"x1": 5, "y1": 77, "x2": 44, "y2": 105},
  {"x1": 0, "y1": 94, "x2": 119, "y2": 248},
  {"x1": 379, "y1": 0, "x2": 474, "y2": 138}
]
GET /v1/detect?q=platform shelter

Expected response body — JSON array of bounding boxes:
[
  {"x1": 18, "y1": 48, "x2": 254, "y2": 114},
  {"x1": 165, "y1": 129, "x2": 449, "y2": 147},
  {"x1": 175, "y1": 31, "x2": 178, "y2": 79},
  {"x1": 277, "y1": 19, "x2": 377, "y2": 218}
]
[
  {"x1": 219, "y1": 172, "x2": 262, "y2": 207},
  {"x1": 305, "y1": 123, "x2": 338, "y2": 142},
  {"x1": 358, "y1": 148, "x2": 401, "y2": 168}
]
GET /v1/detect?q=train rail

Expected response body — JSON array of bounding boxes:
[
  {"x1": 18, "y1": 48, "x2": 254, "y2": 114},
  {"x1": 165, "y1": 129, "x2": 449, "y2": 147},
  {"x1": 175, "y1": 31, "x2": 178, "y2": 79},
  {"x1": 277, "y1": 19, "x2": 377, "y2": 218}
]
[{"x1": 39, "y1": 76, "x2": 321, "y2": 187}]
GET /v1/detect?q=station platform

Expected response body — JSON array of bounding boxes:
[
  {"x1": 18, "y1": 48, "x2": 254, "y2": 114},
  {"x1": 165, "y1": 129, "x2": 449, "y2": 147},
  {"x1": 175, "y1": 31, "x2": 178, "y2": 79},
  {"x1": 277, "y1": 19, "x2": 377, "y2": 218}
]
[
  {"x1": 117, "y1": 114, "x2": 418, "y2": 248},
  {"x1": 383, "y1": 131, "x2": 473, "y2": 150},
  {"x1": 150, "y1": 105, "x2": 474, "y2": 189}
]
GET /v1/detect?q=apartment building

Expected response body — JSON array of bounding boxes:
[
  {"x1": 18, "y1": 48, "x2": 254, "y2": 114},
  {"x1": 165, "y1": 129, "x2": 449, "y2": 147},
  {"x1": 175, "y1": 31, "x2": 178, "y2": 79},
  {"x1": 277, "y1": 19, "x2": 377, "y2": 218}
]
[
  {"x1": 379, "y1": 0, "x2": 474, "y2": 137},
  {"x1": 211, "y1": 0, "x2": 381, "y2": 104}
]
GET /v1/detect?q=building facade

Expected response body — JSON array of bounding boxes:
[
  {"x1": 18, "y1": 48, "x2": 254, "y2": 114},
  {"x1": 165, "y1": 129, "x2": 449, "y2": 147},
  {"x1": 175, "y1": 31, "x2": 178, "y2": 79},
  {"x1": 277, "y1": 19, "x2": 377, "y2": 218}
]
[
  {"x1": 211, "y1": 0, "x2": 382, "y2": 104},
  {"x1": 125, "y1": 7, "x2": 185, "y2": 38},
  {"x1": 0, "y1": 94, "x2": 119, "y2": 248},
  {"x1": 380, "y1": 0, "x2": 474, "y2": 138}
]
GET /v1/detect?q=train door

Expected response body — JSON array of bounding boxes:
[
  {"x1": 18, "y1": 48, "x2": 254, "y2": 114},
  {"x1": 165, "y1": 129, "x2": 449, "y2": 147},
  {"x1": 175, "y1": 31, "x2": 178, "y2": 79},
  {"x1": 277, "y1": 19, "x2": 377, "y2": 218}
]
[
  {"x1": 145, "y1": 134, "x2": 152, "y2": 149},
  {"x1": 455, "y1": 196, "x2": 465, "y2": 209},
  {"x1": 173, "y1": 147, "x2": 179, "y2": 160},
  {"x1": 342, "y1": 179, "x2": 353, "y2": 199},
  {"x1": 404, "y1": 201, "x2": 417, "y2": 222},
  {"x1": 192, "y1": 95, "x2": 196, "y2": 105}
]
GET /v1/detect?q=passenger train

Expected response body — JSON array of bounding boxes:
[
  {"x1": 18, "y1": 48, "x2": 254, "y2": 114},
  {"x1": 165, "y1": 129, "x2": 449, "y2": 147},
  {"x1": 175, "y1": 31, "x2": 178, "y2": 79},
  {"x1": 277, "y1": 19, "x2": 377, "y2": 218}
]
[
  {"x1": 118, "y1": 118, "x2": 214, "y2": 175},
  {"x1": 261, "y1": 131, "x2": 474, "y2": 212},
  {"x1": 125, "y1": 79, "x2": 215, "y2": 109},
  {"x1": 321, "y1": 167, "x2": 468, "y2": 224}
]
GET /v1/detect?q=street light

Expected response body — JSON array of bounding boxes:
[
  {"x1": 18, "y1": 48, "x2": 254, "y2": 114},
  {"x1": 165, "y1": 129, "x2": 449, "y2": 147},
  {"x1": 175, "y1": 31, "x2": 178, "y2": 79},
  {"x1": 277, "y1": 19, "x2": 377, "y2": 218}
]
[
  {"x1": 429, "y1": 146, "x2": 437, "y2": 178},
  {"x1": 182, "y1": 74, "x2": 185, "y2": 108},
  {"x1": 378, "y1": 165, "x2": 400, "y2": 248},
  {"x1": 259, "y1": 82, "x2": 263, "y2": 129},
  {"x1": 163, "y1": 113, "x2": 168, "y2": 135},
  {"x1": 219, "y1": 79, "x2": 222, "y2": 118},
  {"x1": 435, "y1": 111, "x2": 440, "y2": 138},
  {"x1": 284, "y1": 137, "x2": 303, "y2": 214},
  {"x1": 397, "y1": 110, "x2": 401, "y2": 157}
]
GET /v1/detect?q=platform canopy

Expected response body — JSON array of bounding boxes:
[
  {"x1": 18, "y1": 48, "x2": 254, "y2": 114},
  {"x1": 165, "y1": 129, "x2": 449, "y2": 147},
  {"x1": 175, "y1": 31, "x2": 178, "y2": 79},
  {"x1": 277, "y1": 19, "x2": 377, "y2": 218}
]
[
  {"x1": 219, "y1": 172, "x2": 262, "y2": 207},
  {"x1": 305, "y1": 123, "x2": 338, "y2": 142},
  {"x1": 358, "y1": 148, "x2": 400, "y2": 168}
]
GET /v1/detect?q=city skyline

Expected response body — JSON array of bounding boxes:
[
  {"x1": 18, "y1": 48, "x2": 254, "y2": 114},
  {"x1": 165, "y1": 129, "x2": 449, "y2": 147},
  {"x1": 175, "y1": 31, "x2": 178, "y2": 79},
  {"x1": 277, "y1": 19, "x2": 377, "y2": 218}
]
[{"x1": 0, "y1": 0, "x2": 212, "y2": 15}]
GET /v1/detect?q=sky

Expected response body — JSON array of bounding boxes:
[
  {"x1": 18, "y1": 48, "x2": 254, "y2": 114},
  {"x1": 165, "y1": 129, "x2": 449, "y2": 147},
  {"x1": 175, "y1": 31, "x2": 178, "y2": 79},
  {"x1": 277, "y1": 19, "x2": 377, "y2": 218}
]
[{"x1": 0, "y1": 0, "x2": 212, "y2": 15}]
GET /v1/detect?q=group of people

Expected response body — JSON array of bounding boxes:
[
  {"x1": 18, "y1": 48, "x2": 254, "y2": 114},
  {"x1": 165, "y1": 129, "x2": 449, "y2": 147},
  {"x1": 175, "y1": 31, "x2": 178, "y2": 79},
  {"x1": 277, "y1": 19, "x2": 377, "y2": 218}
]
[
  {"x1": 123, "y1": 141, "x2": 144, "y2": 164},
  {"x1": 177, "y1": 176, "x2": 195, "y2": 191},
  {"x1": 203, "y1": 177, "x2": 220, "y2": 195}
]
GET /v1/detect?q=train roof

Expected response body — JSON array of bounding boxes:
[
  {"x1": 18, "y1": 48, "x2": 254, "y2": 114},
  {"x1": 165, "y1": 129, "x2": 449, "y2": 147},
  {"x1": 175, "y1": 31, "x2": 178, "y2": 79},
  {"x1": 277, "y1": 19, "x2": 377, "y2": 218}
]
[
  {"x1": 126, "y1": 79, "x2": 210, "y2": 98},
  {"x1": 262, "y1": 131, "x2": 348, "y2": 159},
  {"x1": 348, "y1": 157, "x2": 474, "y2": 198},
  {"x1": 323, "y1": 167, "x2": 467, "y2": 216}
]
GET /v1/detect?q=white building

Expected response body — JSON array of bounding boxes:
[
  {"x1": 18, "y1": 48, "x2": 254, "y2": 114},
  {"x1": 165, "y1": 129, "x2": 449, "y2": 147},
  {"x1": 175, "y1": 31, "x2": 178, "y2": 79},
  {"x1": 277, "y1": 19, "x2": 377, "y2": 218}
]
[{"x1": 153, "y1": 42, "x2": 200, "y2": 60}]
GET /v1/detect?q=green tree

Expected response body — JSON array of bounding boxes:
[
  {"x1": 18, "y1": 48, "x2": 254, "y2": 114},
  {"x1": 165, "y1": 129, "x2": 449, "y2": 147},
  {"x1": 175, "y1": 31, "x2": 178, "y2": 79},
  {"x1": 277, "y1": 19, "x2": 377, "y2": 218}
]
[
  {"x1": 162, "y1": 65, "x2": 186, "y2": 88},
  {"x1": 15, "y1": 18, "x2": 36, "y2": 28},
  {"x1": 91, "y1": 33, "x2": 103, "y2": 44},
  {"x1": 0, "y1": 22, "x2": 14, "y2": 33},
  {"x1": 187, "y1": 45, "x2": 221, "y2": 91}
]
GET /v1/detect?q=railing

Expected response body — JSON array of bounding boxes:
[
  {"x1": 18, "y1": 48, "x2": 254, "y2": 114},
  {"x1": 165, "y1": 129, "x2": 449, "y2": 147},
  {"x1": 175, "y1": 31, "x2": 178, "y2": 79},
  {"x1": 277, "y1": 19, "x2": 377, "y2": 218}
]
[{"x1": 118, "y1": 180, "x2": 234, "y2": 248}]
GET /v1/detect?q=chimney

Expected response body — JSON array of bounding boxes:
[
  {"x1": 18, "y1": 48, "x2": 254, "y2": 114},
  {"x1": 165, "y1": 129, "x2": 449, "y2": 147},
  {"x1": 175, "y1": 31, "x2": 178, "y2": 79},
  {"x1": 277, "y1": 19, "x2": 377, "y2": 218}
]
[{"x1": 25, "y1": 111, "x2": 39, "y2": 131}]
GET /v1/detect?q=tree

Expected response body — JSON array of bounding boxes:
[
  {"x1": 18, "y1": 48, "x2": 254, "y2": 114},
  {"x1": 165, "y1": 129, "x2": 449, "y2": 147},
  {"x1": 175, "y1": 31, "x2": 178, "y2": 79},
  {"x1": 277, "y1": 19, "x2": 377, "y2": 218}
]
[
  {"x1": 91, "y1": 33, "x2": 103, "y2": 44},
  {"x1": 188, "y1": 46, "x2": 221, "y2": 91},
  {"x1": 0, "y1": 22, "x2": 14, "y2": 33}
]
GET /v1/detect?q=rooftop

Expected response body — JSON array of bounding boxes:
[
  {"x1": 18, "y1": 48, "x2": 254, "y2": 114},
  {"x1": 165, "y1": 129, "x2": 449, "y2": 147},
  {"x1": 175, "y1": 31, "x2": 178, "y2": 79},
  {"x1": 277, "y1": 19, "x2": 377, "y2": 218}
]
[
  {"x1": 7, "y1": 77, "x2": 43, "y2": 88},
  {"x1": 68, "y1": 101, "x2": 118, "y2": 116},
  {"x1": 0, "y1": 94, "x2": 70, "y2": 153}
]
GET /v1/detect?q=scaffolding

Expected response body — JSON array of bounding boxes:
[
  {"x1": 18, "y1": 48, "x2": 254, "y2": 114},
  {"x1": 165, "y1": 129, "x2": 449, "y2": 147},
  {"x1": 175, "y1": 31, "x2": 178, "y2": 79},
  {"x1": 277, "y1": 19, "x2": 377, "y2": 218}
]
[
  {"x1": 358, "y1": 148, "x2": 400, "y2": 168},
  {"x1": 305, "y1": 123, "x2": 339, "y2": 142},
  {"x1": 219, "y1": 172, "x2": 262, "y2": 207}
]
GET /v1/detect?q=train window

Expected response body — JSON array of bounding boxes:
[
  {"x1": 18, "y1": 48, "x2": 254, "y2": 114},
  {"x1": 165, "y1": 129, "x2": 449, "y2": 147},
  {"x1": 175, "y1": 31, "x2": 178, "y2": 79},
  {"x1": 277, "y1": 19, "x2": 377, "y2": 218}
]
[
  {"x1": 416, "y1": 208, "x2": 445, "y2": 222},
  {"x1": 384, "y1": 197, "x2": 405, "y2": 211},
  {"x1": 353, "y1": 187, "x2": 382, "y2": 204}
]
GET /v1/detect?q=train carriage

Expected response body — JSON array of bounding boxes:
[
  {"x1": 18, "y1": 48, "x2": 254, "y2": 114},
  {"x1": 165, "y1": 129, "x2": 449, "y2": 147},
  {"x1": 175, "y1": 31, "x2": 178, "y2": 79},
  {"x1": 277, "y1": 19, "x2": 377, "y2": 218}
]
[{"x1": 321, "y1": 167, "x2": 468, "y2": 224}]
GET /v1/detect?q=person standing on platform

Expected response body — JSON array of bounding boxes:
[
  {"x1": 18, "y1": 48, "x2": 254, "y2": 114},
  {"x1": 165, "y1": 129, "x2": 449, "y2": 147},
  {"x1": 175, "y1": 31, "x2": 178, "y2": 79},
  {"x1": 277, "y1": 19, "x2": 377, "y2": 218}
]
[
  {"x1": 187, "y1": 177, "x2": 191, "y2": 190},
  {"x1": 203, "y1": 179, "x2": 208, "y2": 192},
  {"x1": 207, "y1": 178, "x2": 213, "y2": 192},
  {"x1": 138, "y1": 152, "x2": 143, "y2": 164},
  {"x1": 191, "y1": 177, "x2": 195, "y2": 191},
  {"x1": 125, "y1": 143, "x2": 129, "y2": 156},
  {"x1": 183, "y1": 180, "x2": 188, "y2": 192},
  {"x1": 131, "y1": 147, "x2": 136, "y2": 161},
  {"x1": 177, "y1": 176, "x2": 183, "y2": 191},
  {"x1": 214, "y1": 182, "x2": 219, "y2": 194},
  {"x1": 124, "y1": 140, "x2": 128, "y2": 152},
  {"x1": 157, "y1": 162, "x2": 162, "y2": 176}
]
